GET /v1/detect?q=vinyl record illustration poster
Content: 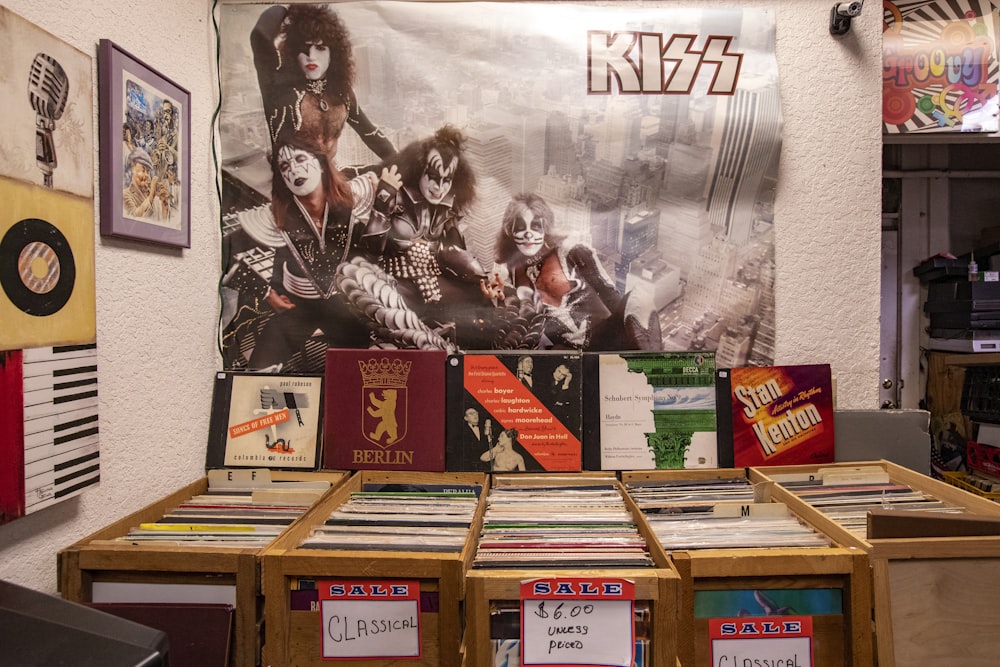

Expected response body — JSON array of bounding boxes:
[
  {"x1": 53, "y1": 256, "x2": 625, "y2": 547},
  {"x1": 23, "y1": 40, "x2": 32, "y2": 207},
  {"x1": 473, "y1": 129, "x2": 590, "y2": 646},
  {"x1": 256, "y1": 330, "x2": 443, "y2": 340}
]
[{"x1": 0, "y1": 6, "x2": 95, "y2": 351}]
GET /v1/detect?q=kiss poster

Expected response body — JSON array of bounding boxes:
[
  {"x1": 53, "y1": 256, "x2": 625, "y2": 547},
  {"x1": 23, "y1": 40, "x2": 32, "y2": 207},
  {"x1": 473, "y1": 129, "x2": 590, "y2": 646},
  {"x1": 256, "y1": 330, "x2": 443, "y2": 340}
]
[{"x1": 215, "y1": 2, "x2": 782, "y2": 373}]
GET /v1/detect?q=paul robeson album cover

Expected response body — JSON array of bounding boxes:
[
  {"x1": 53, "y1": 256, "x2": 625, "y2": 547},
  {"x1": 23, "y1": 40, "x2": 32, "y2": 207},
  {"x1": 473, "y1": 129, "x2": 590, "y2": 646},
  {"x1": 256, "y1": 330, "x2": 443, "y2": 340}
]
[
  {"x1": 206, "y1": 371, "x2": 323, "y2": 471},
  {"x1": 324, "y1": 348, "x2": 446, "y2": 471},
  {"x1": 715, "y1": 363, "x2": 835, "y2": 468},
  {"x1": 446, "y1": 352, "x2": 582, "y2": 472}
]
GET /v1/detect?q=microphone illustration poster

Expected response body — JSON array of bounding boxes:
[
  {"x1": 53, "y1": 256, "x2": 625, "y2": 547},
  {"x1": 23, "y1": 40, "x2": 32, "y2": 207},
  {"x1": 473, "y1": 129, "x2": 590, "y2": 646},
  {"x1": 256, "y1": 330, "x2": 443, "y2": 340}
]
[{"x1": 0, "y1": 5, "x2": 95, "y2": 352}]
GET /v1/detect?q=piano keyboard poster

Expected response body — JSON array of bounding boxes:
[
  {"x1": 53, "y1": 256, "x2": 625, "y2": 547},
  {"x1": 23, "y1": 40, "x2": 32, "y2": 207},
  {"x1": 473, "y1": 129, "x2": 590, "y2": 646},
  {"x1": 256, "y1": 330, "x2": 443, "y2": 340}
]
[
  {"x1": 0, "y1": 8, "x2": 98, "y2": 525},
  {"x1": 1, "y1": 345, "x2": 100, "y2": 524}
]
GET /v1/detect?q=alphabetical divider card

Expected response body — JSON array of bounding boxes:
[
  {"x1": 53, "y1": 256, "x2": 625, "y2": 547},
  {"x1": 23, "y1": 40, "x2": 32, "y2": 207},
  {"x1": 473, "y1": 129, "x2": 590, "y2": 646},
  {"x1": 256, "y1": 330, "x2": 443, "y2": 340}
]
[
  {"x1": 519, "y1": 577, "x2": 635, "y2": 667},
  {"x1": 319, "y1": 579, "x2": 421, "y2": 660},
  {"x1": 709, "y1": 616, "x2": 813, "y2": 667}
]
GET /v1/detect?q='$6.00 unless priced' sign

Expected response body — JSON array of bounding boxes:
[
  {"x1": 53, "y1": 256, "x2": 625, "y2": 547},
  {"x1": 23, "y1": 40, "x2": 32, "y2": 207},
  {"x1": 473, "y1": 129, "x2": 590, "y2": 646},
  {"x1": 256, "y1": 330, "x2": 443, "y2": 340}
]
[{"x1": 520, "y1": 577, "x2": 635, "y2": 667}]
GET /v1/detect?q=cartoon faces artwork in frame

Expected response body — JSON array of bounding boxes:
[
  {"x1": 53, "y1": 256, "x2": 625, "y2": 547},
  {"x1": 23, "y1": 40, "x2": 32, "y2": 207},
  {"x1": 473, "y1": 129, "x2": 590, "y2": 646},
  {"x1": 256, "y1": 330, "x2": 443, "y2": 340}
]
[{"x1": 98, "y1": 39, "x2": 190, "y2": 247}]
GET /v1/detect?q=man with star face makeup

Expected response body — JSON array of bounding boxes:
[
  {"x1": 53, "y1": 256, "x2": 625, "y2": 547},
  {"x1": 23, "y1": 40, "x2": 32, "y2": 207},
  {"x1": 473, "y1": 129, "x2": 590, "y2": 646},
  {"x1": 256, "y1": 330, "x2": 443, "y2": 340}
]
[
  {"x1": 362, "y1": 125, "x2": 495, "y2": 347},
  {"x1": 493, "y1": 193, "x2": 661, "y2": 351},
  {"x1": 251, "y1": 3, "x2": 395, "y2": 174}
]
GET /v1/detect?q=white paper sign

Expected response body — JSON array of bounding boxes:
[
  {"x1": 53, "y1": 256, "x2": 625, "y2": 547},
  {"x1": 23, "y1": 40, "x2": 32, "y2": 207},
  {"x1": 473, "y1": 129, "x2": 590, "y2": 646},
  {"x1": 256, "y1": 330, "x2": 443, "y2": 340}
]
[
  {"x1": 521, "y1": 598, "x2": 634, "y2": 666},
  {"x1": 711, "y1": 637, "x2": 812, "y2": 667},
  {"x1": 320, "y1": 599, "x2": 420, "y2": 658},
  {"x1": 709, "y1": 616, "x2": 813, "y2": 667}
]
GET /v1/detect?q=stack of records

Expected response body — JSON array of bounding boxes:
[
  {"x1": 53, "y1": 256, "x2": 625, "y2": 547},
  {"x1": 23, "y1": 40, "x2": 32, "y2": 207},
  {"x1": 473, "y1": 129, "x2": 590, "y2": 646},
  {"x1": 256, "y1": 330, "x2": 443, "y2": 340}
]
[
  {"x1": 114, "y1": 474, "x2": 334, "y2": 549},
  {"x1": 299, "y1": 483, "x2": 481, "y2": 552},
  {"x1": 473, "y1": 476, "x2": 654, "y2": 568},
  {"x1": 625, "y1": 477, "x2": 830, "y2": 550},
  {"x1": 912, "y1": 254, "x2": 968, "y2": 284},
  {"x1": 774, "y1": 475, "x2": 962, "y2": 538}
]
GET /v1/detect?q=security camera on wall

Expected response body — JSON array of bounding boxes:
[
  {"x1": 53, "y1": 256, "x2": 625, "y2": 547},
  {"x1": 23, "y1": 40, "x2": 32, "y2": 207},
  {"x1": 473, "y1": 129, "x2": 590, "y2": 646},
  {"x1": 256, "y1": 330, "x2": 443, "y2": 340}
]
[{"x1": 830, "y1": 0, "x2": 863, "y2": 35}]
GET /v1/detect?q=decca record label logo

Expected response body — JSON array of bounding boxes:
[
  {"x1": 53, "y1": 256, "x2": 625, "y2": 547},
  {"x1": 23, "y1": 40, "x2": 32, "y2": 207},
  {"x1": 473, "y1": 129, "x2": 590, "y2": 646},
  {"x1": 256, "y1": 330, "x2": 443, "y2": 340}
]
[{"x1": 358, "y1": 357, "x2": 412, "y2": 448}]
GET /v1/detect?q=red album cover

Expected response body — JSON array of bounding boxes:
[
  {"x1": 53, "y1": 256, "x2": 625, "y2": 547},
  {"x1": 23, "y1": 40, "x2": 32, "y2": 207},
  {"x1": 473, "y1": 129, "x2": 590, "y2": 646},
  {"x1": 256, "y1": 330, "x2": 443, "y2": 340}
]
[
  {"x1": 446, "y1": 352, "x2": 582, "y2": 472},
  {"x1": 716, "y1": 364, "x2": 835, "y2": 468},
  {"x1": 0, "y1": 350, "x2": 26, "y2": 524},
  {"x1": 324, "y1": 348, "x2": 446, "y2": 471}
]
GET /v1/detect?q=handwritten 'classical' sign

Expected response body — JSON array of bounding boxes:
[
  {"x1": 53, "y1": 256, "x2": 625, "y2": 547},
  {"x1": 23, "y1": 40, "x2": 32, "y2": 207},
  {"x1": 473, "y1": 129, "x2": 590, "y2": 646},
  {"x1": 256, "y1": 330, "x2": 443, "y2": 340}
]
[
  {"x1": 709, "y1": 616, "x2": 814, "y2": 667},
  {"x1": 520, "y1": 577, "x2": 635, "y2": 666},
  {"x1": 318, "y1": 580, "x2": 421, "y2": 659}
]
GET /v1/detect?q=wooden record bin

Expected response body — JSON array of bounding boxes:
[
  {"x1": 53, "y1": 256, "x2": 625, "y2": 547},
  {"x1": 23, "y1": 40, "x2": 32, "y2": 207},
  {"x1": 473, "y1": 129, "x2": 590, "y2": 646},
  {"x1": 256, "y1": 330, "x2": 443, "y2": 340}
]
[
  {"x1": 621, "y1": 468, "x2": 872, "y2": 667},
  {"x1": 749, "y1": 460, "x2": 1000, "y2": 667},
  {"x1": 259, "y1": 470, "x2": 488, "y2": 667},
  {"x1": 463, "y1": 473, "x2": 681, "y2": 667},
  {"x1": 57, "y1": 470, "x2": 347, "y2": 667}
]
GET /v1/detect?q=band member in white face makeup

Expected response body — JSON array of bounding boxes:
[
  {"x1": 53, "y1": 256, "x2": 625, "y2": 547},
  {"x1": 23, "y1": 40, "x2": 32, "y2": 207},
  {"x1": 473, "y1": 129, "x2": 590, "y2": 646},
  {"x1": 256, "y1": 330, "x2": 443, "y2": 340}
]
[
  {"x1": 297, "y1": 40, "x2": 330, "y2": 83},
  {"x1": 240, "y1": 133, "x2": 384, "y2": 371},
  {"x1": 492, "y1": 193, "x2": 662, "y2": 351},
  {"x1": 362, "y1": 125, "x2": 495, "y2": 347},
  {"x1": 251, "y1": 3, "x2": 395, "y2": 174},
  {"x1": 277, "y1": 143, "x2": 323, "y2": 197}
]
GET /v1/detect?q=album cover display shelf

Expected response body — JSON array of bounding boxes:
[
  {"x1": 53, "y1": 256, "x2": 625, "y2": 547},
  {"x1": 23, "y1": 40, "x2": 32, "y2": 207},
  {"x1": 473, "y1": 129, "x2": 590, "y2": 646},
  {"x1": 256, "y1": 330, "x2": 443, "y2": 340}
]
[
  {"x1": 750, "y1": 460, "x2": 1000, "y2": 667},
  {"x1": 622, "y1": 468, "x2": 873, "y2": 667},
  {"x1": 464, "y1": 473, "x2": 681, "y2": 667},
  {"x1": 58, "y1": 471, "x2": 347, "y2": 667},
  {"x1": 260, "y1": 470, "x2": 488, "y2": 667}
]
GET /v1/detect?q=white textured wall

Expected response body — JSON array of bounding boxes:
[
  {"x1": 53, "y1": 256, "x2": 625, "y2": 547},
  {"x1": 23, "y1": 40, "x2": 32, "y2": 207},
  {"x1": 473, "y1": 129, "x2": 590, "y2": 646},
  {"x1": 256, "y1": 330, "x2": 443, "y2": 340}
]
[
  {"x1": 0, "y1": 0, "x2": 220, "y2": 592},
  {"x1": 0, "y1": 1, "x2": 882, "y2": 595}
]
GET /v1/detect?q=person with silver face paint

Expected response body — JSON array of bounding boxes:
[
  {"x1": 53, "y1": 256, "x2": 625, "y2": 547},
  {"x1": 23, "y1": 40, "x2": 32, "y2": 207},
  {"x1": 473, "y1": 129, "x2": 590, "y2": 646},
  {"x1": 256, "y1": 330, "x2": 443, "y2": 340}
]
[
  {"x1": 492, "y1": 193, "x2": 662, "y2": 351},
  {"x1": 237, "y1": 133, "x2": 389, "y2": 371}
]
